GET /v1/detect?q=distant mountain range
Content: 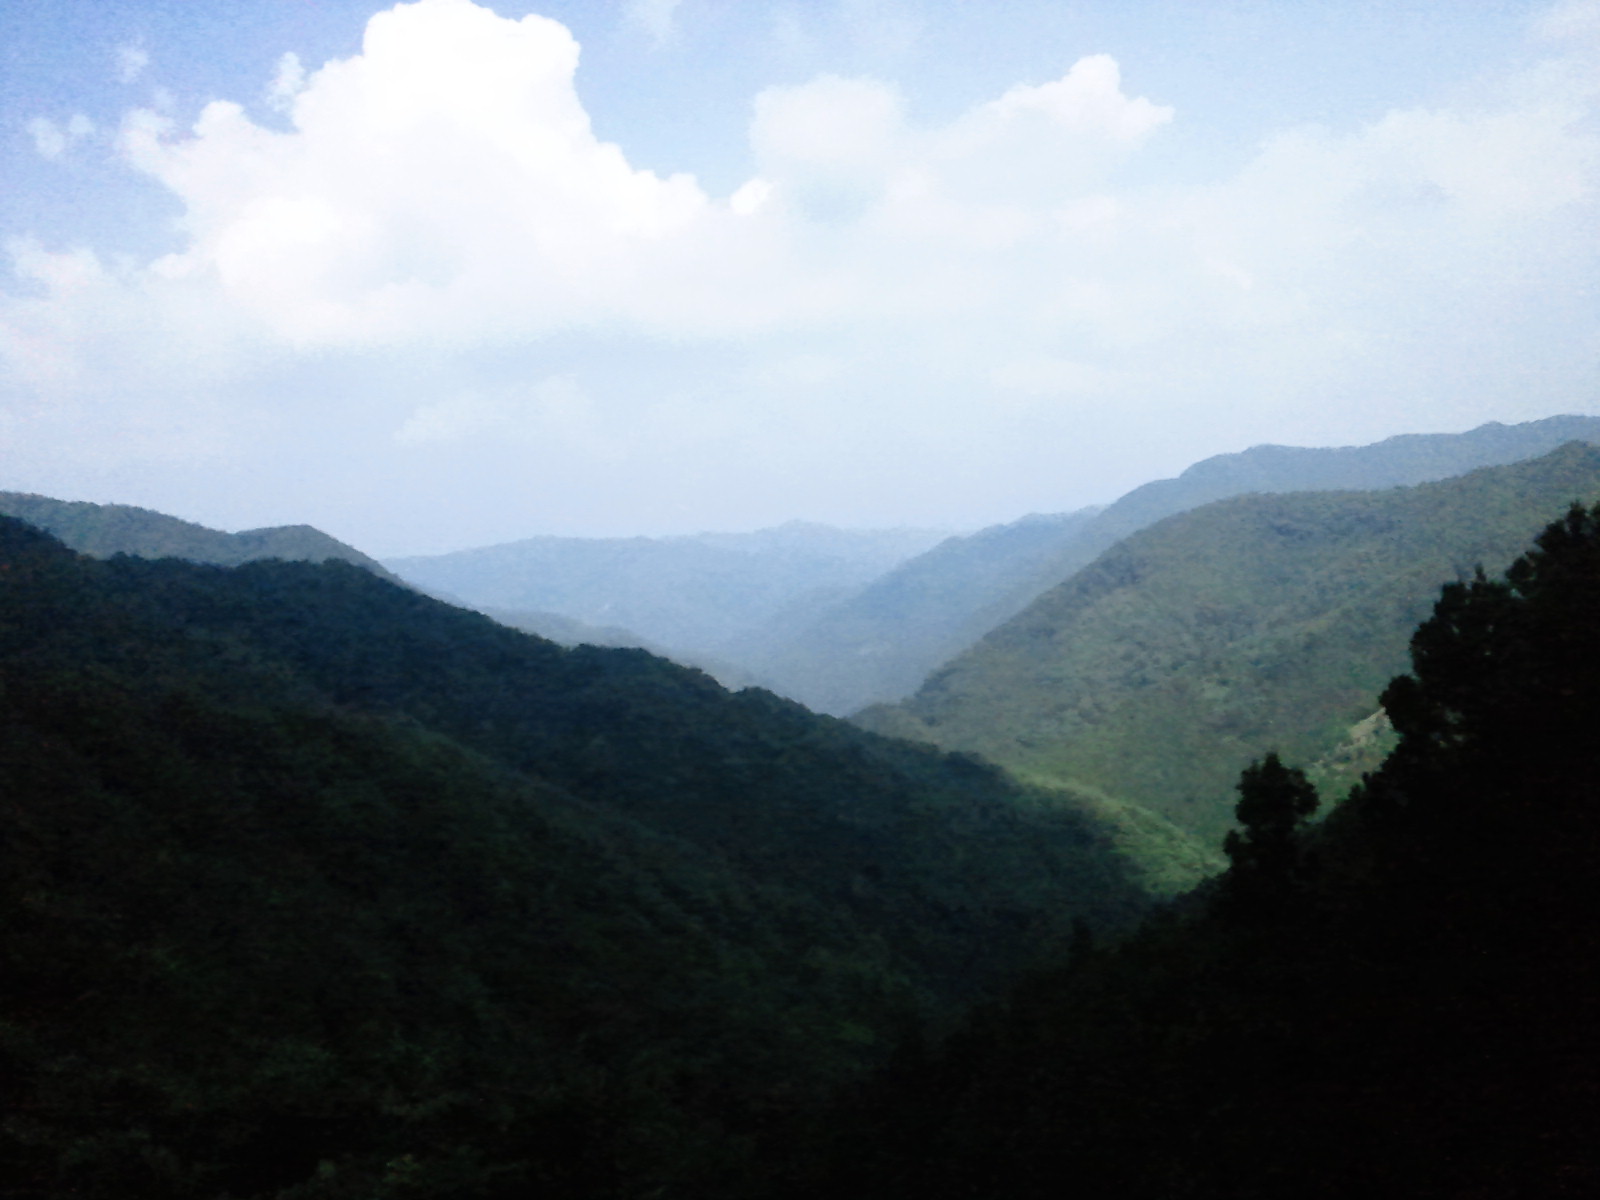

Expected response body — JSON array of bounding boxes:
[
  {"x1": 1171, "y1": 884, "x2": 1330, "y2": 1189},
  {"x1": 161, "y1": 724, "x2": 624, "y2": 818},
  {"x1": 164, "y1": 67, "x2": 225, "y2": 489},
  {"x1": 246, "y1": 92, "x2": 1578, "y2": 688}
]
[
  {"x1": 380, "y1": 416, "x2": 1600, "y2": 716},
  {"x1": 731, "y1": 507, "x2": 1105, "y2": 715},
  {"x1": 857, "y1": 441, "x2": 1600, "y2": 847},
  {"x1": 748, "y1": 414, "x2": 1600, "y2": 713},
  {"x1": 384, "y1": 520, "x2": 950, "y2": 686},
  {"x1": 0, "y1": 491, "x2": 400, "y2": 582}
]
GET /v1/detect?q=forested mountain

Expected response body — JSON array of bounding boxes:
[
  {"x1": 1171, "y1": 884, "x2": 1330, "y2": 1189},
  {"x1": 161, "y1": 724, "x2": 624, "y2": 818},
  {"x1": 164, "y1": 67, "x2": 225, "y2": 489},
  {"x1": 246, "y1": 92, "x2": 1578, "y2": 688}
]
[
  {"x1": 0, "y1": 490, "x2": 697, "y2": 665},
  {"x1": 810, "y1": 500, "x2": 1600, "y2": 1199},
  {"x1": 857, "y1": 442, "x2": 1600, "y2": 848},
  {"x1": 0, "y1": 514, "x2": 1148, "y2": 1199},
  {"x1": 693, "y1": 415, "x2": 1600, "y2": 715},
  {"x1": 383, "y1": 521, "x2": 948, "y2": 683},
  {"x1": 7, "y1": 447, "x2": 1598, "y2": 1198},
  {"x1": 0, "y1": 491, "x2": 399, "y2": 581}
]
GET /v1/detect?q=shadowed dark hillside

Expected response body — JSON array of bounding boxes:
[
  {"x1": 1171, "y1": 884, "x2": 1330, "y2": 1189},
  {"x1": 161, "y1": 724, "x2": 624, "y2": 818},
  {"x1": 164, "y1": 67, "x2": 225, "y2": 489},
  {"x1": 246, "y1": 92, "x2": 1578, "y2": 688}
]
[{"x1": 0, "y1": 514, "x2": 1145, "y2": 1199}]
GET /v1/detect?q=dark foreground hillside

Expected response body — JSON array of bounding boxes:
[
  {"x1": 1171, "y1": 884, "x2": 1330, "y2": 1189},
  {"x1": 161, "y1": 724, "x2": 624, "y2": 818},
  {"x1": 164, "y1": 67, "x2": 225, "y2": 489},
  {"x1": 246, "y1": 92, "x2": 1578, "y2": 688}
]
[
  {"x1": 808, "y1": 502, "x2": 1600, "y2": 1199},
  {"x1": 0, "y1": 516, "x2": 1144, "y2": 1199}
]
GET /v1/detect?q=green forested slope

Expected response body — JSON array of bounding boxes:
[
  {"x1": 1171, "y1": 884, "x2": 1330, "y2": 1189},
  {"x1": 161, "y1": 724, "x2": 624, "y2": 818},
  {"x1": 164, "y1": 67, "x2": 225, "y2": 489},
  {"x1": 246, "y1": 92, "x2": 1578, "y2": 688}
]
[
  {"x1": 811, "y1": 499, "x2": 1600, "y2": 1200},
  {"x1": 858, "y1": 442, "x2": 1600, "y2": 846},
  {"x1": 0, "y1": 515, "x2": 1146, "y2": 1199}
]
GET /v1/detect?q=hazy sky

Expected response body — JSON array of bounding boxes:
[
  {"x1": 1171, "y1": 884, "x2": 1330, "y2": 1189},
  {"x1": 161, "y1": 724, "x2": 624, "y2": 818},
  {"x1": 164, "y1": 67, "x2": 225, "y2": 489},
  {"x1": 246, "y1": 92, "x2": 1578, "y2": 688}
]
[{"x1": 3, "y1": 0, "x2": 1597, "y2": 555}]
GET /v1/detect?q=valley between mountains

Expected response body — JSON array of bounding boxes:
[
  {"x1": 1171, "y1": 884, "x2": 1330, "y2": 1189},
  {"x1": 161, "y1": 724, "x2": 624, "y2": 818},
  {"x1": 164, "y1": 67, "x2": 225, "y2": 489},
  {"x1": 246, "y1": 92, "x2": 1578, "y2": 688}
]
[{"x1": 3, "y1": 413, "x2": 1598, "y2": 1198}]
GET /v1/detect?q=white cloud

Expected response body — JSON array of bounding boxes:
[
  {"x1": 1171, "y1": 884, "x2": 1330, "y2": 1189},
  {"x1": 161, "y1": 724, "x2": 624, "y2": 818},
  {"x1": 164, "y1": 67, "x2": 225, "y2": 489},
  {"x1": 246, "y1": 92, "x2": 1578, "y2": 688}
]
[
  {"x1": 113, "y1": 0, "x2": 725, "y2": 346},
  {"x1": 36, "y1": 0, "x2": 1189, "y2": 358},
  {"x1": 729, "y1": 177, "x2": 773, "y2": 216},
  {"x1": 27, "y1": 119, "x2": 67, "y2": 160},
  {"x1": 117, "y1": 44, "x2": 150, "y2": 84},
  {"x1": 73, "y1": 0, "x2": 1185, "y2": 355},
  {"x1": 624, "y1": 0, "x2": 681, "y2": 47},
  {"x1": 27, "y1": 113, "x2": 94, "y2": 159},
  {"x1": 973, "y1": 55, "x2": 1173, "y2": 143},
  {"x1": 1533, "y1": 0, "x2": 1600, "y2": 43},
  {"x1": 266, "y1": 52, "x2": 307, "y2": 111},
  {"x1": 752, "y1": 75, "x2": 905, "y2": 176}
]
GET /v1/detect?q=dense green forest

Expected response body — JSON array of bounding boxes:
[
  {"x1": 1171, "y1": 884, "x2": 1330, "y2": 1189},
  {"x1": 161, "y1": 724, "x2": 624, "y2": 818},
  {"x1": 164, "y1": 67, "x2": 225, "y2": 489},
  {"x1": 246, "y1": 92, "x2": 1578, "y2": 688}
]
[
  {"x1": 802, "y1": 499, "x2": 1600, "y2": 1199},
  {"x1": 859, "y1": 442, "x2": 1600, "y2": 849},
  {"x1": 0, "y1": 515, "x2": 1144, "y2": 1198},
  {"x1": 4, "y1": 461, "x2": 1598, "y2": 1198}
]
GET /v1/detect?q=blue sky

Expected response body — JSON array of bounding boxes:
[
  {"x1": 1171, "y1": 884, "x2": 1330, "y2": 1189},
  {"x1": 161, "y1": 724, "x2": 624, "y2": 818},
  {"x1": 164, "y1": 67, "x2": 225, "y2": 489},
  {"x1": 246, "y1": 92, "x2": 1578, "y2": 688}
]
[{"x1": 3, "y1": 0, "x2": 1597, "y2": 554}]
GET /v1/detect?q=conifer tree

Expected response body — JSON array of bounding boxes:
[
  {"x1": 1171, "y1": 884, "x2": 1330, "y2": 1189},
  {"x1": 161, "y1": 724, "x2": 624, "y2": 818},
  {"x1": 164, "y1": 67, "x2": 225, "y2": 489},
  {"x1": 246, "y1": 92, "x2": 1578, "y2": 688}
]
[{"x1": 1219, "y1": 752, "x2": 1318, "y2": 920}]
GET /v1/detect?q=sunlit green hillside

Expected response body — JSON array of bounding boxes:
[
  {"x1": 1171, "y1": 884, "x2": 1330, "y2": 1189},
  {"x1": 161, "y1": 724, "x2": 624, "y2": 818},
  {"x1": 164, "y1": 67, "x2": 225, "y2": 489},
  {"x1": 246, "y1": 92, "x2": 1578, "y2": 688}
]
[{"x1": 858, "y1": 442, "x2": 1600, "y2": 846}]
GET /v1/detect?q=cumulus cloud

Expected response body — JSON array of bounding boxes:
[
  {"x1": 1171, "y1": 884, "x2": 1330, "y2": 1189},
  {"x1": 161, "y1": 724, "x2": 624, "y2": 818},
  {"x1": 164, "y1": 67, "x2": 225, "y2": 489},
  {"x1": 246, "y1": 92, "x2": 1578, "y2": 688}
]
[
  {"x1": 115, "y1": 0, "x2": 725, "y2": 346},
  {"x1": 71, "y1": 0, "x2": 1185, "y2": 353},
  {"x1": 964, "y1": 54, "x2": 1172, "y2": 144},
  {"x1": 752, "y1": 75, "x2": 905, "y2": 176}
]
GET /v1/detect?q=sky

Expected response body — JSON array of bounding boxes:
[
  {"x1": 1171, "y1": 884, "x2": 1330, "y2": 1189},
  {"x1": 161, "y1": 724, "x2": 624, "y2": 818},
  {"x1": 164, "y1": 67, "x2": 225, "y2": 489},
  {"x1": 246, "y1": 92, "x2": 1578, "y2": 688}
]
[{"x1": 2, "y1": 0, "x2": 1598, "y2": 556}]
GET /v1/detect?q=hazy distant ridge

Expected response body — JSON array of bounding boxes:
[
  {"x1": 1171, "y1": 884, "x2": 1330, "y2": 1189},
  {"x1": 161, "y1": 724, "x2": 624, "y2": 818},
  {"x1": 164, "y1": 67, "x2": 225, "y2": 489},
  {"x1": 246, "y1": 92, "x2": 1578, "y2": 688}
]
[
  {"x1": 0, "y1": 491, "x2": 400, "y2": 582},
  {"x1": 384, "y1": 520, "x2": 949, "y2": 667},
  {"x1": 735, "y1": 507, "x2": 1104, "y2": 714}
]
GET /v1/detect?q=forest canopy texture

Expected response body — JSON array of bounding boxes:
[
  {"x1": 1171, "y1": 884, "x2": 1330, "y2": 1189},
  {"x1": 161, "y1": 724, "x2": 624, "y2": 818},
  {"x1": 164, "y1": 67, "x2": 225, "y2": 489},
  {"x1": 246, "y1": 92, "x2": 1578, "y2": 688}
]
[
  {"x1": 2, "y1": 493, "x2": 1598, "y2": 1198},
  {"x1": 814, "y1": 501, "x2": 1600, "y2": 1200},
  {"x1": 0, "y1": 515, "x2": 1141, "y2": 1199}
]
